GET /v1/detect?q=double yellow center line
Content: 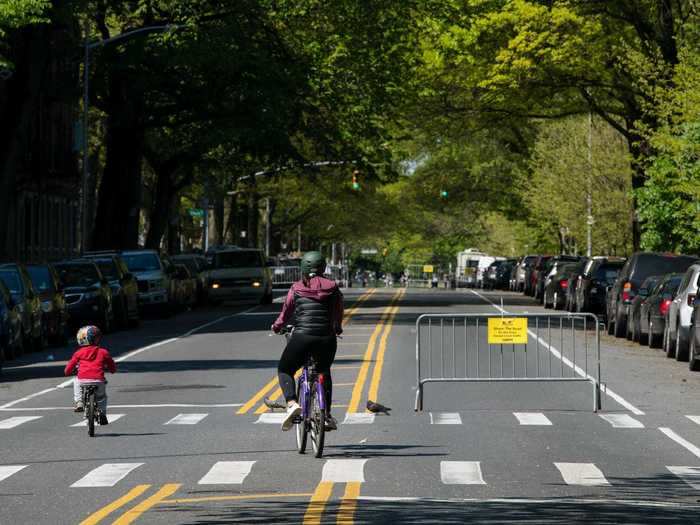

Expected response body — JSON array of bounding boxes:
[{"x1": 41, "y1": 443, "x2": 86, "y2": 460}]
[{"x1": 79, "y1": 483, "x2": 180, "y2": 525}]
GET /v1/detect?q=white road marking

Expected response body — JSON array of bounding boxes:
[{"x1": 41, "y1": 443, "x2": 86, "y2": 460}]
[
  {"x1": 0, "y1": 403, "x2": 243, "y2": 411},
  {"x1": 599, "y1": 414, "x2": 644, "y2": 428},
  {"x1": 255, "y1": 413, "x2": 286, "y2": 424},
  {"x1": 343, "y1": 413, "x2": 375, "y2": 424},
  {"x1": 357, "y1": 497, "x2": 700, "y2": 509},
  {"x1": 198, "y1": 461, "x2": 255, "y2": 485},
  {"x1": 0, "y1": 465, "x2": 27, "y2": 483},
  {"x1": 165, "y1": 413, "x2": 208, "y2": 425},
  {"x1": 430, "y1": 412, "x2": 462, "y2": 425},
  {"x1": 71, "y1": 463, "x2": 143, "y2": 487},
  {"x1": 471, "y1": 290, "x2": 645, "y2": 415},
  {"x1": 440, "y1": 461, "x2": 486, "y2": 485},
  {"x1": 71, "y1": 414, "x2": 125, "y2": 427},
  {"x1": 321, "y1": 459, "x2": 367, "y2": 482},
  {"x1": 513, "y1": 412, "x2": 552, "y2": 426},
  {"x1": 0, "y1": 416, "x2": 42, "y2": 429},
  {"x1": 686, "y1": 415, "x2": 700, "y2": 426},
  {"x1": 667, "y1": 466, "x2": 700, "y2": 489},
  {"x1": 554, "y1": 463, "x2": 609, "y2": 486},
  {"x1": 659, "y1": 427, "x2": 700, "y2": 459},
  {"x1": 3, "y1": 307, "x2": 260, "y2": 407}
]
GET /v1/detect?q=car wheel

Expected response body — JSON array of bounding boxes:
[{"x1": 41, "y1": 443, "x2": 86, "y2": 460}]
[
  {"x1": 690, "y1": 337, "x2": 700, "y2": 371},
  {"x1": 664, "y1": 324, "x2": 675, "y2": 357},
  {"x1": 607, "y1": 317, "x2": 615, "y2": 335},
  {"x1": 625, "y1": 319, "x2": 633, "y2": 341},
  {"x1": 614, "y1": 310, "x2": 627, "y2": 338},
  {"x1": 34, "y1": 325, "x2": 47, "y2": 353},
  {"x1": 675, "y1": 326, "x2": 689, "y2": 362},
  {"x1": 649, "y1": 320, "x2": 662, "y2": 349}
]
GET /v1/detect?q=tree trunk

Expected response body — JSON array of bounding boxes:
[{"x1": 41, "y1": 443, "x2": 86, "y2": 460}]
[
  {"x1": 247, "y1": 187, "x2": 259, "y2": 248},
  {"x1": 224, "y1": 192, "x2": 238, "y2": 243},
  {"x1": 214, "y1": 195, "x2": 225, "y2": 246},
  {"x1": 91, "y1": 68, "x2": 145, "y2": 250},
  {"x1": 144, "y1": 165, "x2": 174, "y2": 249}
]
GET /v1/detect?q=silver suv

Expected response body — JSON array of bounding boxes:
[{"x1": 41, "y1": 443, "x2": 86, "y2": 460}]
[
  {"x1": 120, "y1": 250, "x2": 175, "y2": 314},
  {"x1": 664, "y1": 263, "x2": 700, "y2": 361},
  {"x1": 206, "y1": 249, "x2": 272, "y2": 305}
]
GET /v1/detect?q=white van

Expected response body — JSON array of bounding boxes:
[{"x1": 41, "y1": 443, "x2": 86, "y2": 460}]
[{"x1": 456, "y1": 248, "x2": 503, "y2": 287}]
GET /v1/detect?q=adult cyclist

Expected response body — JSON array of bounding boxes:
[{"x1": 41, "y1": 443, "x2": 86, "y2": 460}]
[{"x1": 272, "y1": 251, "x2": 344, "y2": 432}]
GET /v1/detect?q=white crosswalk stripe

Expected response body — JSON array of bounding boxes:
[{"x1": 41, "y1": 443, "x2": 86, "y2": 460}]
[
  {"x1": 554, "y1": 463, "x2": 609, "y2": 486},
  {"x1": 343, "y1": 413, "x2": 375, "y2": 424},
  {"x1": 322, "y1": 459, "x2": 367, "y2": 482},
  {"x1": 513, "y1": 412, "x2": 552, "y2": 426},
  {"x1": 686, "y1": 415, "x2": 700, "y2": 426},
  {"x1": 254, "y1": 413, "x2": 286, "y2": 424},
  {"x1": 0, "y1": 416, "x2": 42, "y2": 429},
  {"x1": 599, "y1": 414, "x2": 644, "y2": 428},
  {"x1": 440, "y1": 461, "x2": 486, "y2": 485},
  {"x1": 198, "y1": 461, "x2": 255, "y2": 485},
  {"x1": 667, "y1": 466, "x2": 700, "y2": 489},
  {"x1": 71, "y1": 414, "x2": 125, "y2": 427},
  {"x1": 430, "y1": 412, "x2": 462, "y2": 425},
  {"x1": 165, "y1": 413, "x2": 208, "y2": 425},
  {"x1": 0, "y1": 465, "x2": 27, "y2": 483},
  {"x1": 71, "y1": 463, "x2": 143, "y2": 487}
]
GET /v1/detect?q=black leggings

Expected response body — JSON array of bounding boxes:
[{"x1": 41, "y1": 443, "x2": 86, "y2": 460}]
[{"x1": 277, "y1": 333, "x2": 337, "y2": 412}]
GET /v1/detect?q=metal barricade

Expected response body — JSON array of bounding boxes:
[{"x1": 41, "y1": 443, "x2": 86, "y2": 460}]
[
  {"x1": 414, "y1": 313, "x2": 602, "y2": 412},
  {"x1": 271, "y1": 266, "x2": 302, "y2": 287}
]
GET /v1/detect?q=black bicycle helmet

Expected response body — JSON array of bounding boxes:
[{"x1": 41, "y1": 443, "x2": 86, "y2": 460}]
[{"x1": 301, "y1": 251, "x2": 326, "y2": 278}]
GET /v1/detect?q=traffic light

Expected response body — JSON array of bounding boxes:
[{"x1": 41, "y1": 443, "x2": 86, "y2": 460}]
[
  {"x1": 352, "y1": 170, "x2": 360, "y2": 191},
  {"x1": 440, "y1": 189, "x2": 448, "y2": 199}
]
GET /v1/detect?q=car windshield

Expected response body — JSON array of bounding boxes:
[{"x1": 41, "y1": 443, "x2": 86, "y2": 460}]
[
  {"x1": 595, "y1": 264, "x2": 622, "y2": 283},
  {"x1": 122, "y1": 253, "x2": 161, "y2": 272},
  {"x1": 95, "y1": 260, "x2": 119, "y2": 280},
  {"x1": 55, "y1": 264, "x2": 100, "y2": 288},
  {"x1": 0, "y1": 269, "x2": 23, "y2": 295},
  {"x1": 215, "y1": 251, "x2": 263, "y2": 269},
  {"x1": 27, "y1": 266, "x2": 55, "y2": 292},
  {"x1": 633, "y1": 255, "x2": 699, "y2": 285}
]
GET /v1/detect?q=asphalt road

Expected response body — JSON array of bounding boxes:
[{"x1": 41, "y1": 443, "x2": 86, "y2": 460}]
[{"x1": 1, "y1": 288, "x2": 700, "y2": 524}]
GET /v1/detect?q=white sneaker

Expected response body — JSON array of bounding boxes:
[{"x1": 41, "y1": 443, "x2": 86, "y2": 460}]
[{"x1": 281, "y1": 401, "x2": 301, "y2": 431}]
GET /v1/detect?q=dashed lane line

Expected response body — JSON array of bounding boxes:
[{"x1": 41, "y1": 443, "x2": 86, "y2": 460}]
[
  {"x1": 0, "y1": 415, "x2": 42, "y2": 428},
  {"x1": 198, "y1": 461, "x2": 255, "y2": 485},
  {"x1": 470, "y1": 290, "x2": 645, "y2": 415},
  {"x1": 0, "y1": 465, "x2": 27, "y2": 483},
  {"x1": 513, "y1": 412, "x2": 552, "y2": 426},
  {"x1": 599, "y1": 414, "x2": 644, "y2": 428},
  {"x1": 71, "y1": 414, "x2": 125, "y2": 427},
  {"x1": 164, "y1": 413, "x2": 208, "y2": 425},
  {"x1": 71, "y1": 463, "x2": 144, "y2": 488},
  {"x1": 0, "y1": 403, "x2": 242, "y2": 411},
  {"x1": 440, "y1": 461, "x2": 486, "y2": 485},
  {"x1": 659, "y1": 427, "x2": 700, "y2": 459},
  {"x1": 554, "y1": 462, "x2": 610, "y2": 486}
]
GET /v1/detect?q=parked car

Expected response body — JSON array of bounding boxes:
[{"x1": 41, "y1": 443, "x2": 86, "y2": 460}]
[
  {"x1": 171, "y1": 254, "x2": 208, "y2": 304},
  {"x1": 483, "y1": 260, "x2": 512, "y2": 290},
  {"x1": 172, "y1": 264, "x2": 198, "y2": 310},
  {"x1": 206, "y1": 248, "x2": 273, "y2": 304},
  {"x1": 53, "y1": 260, "x2": 115, "y2": 332},
  {"x1": 83, "y1": 253, "x2": 140, "y2": 329},
  {"x1": 515, "y1": 255, "x2": 537, "y2": 293},
  {"x1": 0, "y1": 263, "x2": 45, "y2": 352},
  {"x1": 663, "y1": 264, "x2": 700, "y2": 360},
  {"x1": 26, "y1": 263, "x2": 68, "y2": 345},
  {"x1": 509, "y1": 257, "x2": 522, "y2": 291},
  {"x1": 629, "y1": 275, "x2": 662, "y2": 345},
  {"x1": 639, "y1": 273, "x2": 683, "y2": 349},
  {"x1": 530, "y1": 255, "x2": 552, "y2": 299},
  {"x1": 575, "y1": 257, "x2": 626, "y2": 317},
  {"x1": 0, "y1": 281, "x2": 23, "y2": 361},
  {"x1": 689, "y1": 295, "x2": 700, "y2": 371},
  {"x1": 120, "y1": 249, "x2": 175, "y2": 315},
  {"x1": 608, "y1": 252, "x2": 699, "y2": 338},
  {"x1": 543, "y1": 262, "x2": 579, "y2": 310},
  {"x1": 563, "y1": 258, "x2": 589, "y2": 312}
]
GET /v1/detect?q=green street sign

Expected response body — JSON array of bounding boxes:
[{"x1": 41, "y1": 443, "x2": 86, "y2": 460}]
[{"x1": 188, "y1": 208, "x2": 205, "y2": 218}]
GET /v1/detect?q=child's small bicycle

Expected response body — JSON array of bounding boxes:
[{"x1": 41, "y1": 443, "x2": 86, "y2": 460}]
[{"x1": 81, "y1": 384, "x2": 102, "y2": 437}]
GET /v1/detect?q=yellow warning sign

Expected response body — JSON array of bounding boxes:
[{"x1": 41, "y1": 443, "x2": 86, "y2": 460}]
[
  {"x1": 487, "y1": 317, "x2": 528, "y2": 345},
  {"x1": 423, "y1": 265, "x2": 434, "y2": 273}
]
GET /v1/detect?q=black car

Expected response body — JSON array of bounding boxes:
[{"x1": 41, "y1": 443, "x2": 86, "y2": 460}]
[
  {"x1": 575, "y1": 257, "x2": 626, "y2": 316},
  {"x1": 0, "y1": 281, "x2": 23, "y2": 361},
  {"x1": 538, "y1": 256, "x2": 582, "y2": 304},
  {"x1": 629, "y1": 275, "x2": 662, "y2": 345},
  {"x1": 531, "y1": 255, "x2": 552, "y2": 299},
  {"x1": 53, "y1": 260, "x2": 115, "y2": 332},
  {"x1": 0, "y1": 263, "x2": 45, "y2": 352},
  {"x1": 83, "y1": 254, "x2": 139, "y2": 329},
  {"x1": 543, "y1": 262, "x2": 579, "y2": 310},
  {"x1": 689, "y1": 295, "x2": 700, "y2": 371},
  {"x1": 608, "y1": 252, "x2": 699, "y2": 338},
  {"x1": 563, "y1": 258, "x2": 589, "y2": 312},
  {"x1": 639, "y1": 273, "x2": 683, "y2": 349},
  {"x1": 26, "y1": 264, "x2": 68, "y2": 345}
]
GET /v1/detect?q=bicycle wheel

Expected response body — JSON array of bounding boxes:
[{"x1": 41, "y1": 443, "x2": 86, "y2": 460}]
[
  {"x1": 310, "y1": 385, "x2": 325, "y2": 458},
  {"x1": 86, "y1": 391, "x2": 96, "y2": 437},
  {"x1": 295, "y1": 379, "x2": 308, "y2": 453}
]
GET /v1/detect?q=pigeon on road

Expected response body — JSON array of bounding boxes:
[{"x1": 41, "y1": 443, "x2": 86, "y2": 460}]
[{"x1": 366, "y1": 400, "x2": 391, "y2": 414}]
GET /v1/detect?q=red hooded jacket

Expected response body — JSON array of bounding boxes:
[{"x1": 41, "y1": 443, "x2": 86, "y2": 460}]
[
  {"x1": 64, "y1": 345, "x2": 116, "y2": 381},
  {"x1": 273, "y1": 276, "x2": 344, "y2": 335}
]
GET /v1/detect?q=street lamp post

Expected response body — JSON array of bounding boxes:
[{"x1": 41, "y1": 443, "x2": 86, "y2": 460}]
[{"x1": 80, "y1": 24, "x2": 178, "y2": 253}]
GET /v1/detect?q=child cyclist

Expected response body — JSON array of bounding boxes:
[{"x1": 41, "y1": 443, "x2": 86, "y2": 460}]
[{"x1": 64, "y1": 325, "x2": 116, "y2": 425}]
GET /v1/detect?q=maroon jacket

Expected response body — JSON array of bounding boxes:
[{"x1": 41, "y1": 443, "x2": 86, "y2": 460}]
[
  {"x1": 273, "y1": 276, "x2": 344, "y2": 335},
  {"x1": 64, "y1": 345, "x2": 116, "y2": 381}
]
